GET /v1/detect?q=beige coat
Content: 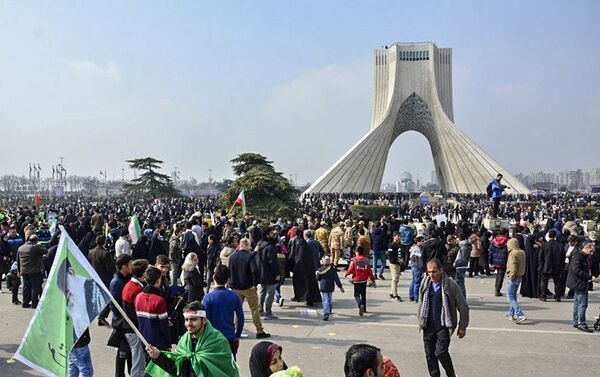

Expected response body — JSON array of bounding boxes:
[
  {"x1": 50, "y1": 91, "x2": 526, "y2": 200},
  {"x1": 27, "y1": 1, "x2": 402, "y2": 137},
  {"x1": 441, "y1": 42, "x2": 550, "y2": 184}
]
[{"x1": 506, "y1": 239, "x2": 526, "y2": 281}]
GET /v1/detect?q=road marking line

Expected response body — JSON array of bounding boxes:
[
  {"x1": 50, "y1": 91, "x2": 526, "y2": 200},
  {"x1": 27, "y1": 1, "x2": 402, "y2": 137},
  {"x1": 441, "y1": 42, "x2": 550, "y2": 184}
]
[{"x1": 362, "y1": 322, "x2": 590, "y2": 336}]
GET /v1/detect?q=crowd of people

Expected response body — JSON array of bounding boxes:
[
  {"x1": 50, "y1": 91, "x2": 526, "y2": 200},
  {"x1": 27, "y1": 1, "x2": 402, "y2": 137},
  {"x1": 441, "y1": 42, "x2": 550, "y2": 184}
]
[{"x1": 1, "y1": 184, "x2": 599, "y2": 376}]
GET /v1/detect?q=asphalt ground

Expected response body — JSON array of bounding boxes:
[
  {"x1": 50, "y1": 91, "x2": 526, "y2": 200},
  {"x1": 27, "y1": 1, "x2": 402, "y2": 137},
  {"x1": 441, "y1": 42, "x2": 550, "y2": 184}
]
[{"x1": 1, "y1": 269, "x2": 599, "y2": 377}]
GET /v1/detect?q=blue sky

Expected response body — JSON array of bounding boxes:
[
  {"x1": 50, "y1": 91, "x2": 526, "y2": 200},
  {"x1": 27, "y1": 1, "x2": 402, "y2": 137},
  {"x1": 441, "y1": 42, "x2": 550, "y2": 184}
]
[{"x1": 1, "y1": 1, "x2": 598, "y2": 185}]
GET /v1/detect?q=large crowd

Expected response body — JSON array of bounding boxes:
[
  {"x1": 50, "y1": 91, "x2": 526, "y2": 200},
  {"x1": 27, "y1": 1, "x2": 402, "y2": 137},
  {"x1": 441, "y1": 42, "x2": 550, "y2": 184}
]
[{"x1": 2, "y1": 176, "x2": 600, "y2": 377}]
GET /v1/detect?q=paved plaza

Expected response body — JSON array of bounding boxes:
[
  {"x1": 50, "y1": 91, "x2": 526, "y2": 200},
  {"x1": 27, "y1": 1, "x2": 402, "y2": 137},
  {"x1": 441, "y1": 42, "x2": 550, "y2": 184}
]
[{"x1": 1, "y1": 270, "x2": 599, "y2": 377}]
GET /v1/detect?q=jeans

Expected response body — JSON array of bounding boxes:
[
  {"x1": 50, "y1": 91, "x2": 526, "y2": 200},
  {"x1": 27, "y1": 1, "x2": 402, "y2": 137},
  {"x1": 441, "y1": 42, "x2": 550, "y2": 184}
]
[
  {"x1": 22, "y1": 271, "x2": 43, "y2": 308},
  {"x1": 258, "y1": 283, "x2": 278, "y2": 316},
  {"x1": 410, "y1": 267, "x2": 422, "y2": 301},
  {"x1": 372, "y1": 250, "x2": 386, "y2": 277},
  {"x1": 573, "y1": 289, "x2": 588, "y2": 326},
  {"x1": 423, "y1": 327, "x2": 455, "y2": 377},
  {"x1": 495, "y1": 268, "x2": 506, "y2": 294},
  {"x1": 454, "y1": 270, "x2": 466, "y2": 298},
  {"x1": 124, "y1": 333, "x2": 146, "y2": 377},
  {"x1": 171, "y1": 262, "x2": 182, "y2": 286},
  {"x1": 206, "y1": 267, "x2": 214, "y2": 293},
  {"x1": 275, "y1": 277, "x2": 285, "y2": 302},
  {"x1": 506, "y1": 278, "x2": 524, "y2": 318},
  {"x1": 68, "y1": 345, "x2": 93, "y2": 377},
  {"x1": 322, "y1": 291, "x2": 333, "y2": 315},
  {"x1": 353, "y1": 282, "x2": 367, "y2": 309}
]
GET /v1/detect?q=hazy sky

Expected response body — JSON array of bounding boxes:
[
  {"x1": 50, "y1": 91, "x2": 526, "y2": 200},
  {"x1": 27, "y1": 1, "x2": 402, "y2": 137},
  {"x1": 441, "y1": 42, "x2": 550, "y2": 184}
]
[{"x1": 1, "y1": 1, "x2": 599, "y2": 185}]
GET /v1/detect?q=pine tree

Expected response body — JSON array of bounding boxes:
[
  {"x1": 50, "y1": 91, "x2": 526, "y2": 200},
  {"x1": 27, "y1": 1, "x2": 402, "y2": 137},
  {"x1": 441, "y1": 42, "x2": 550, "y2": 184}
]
[{"x1": 123, "y1": 157, "x2": 180, "y2": 198}]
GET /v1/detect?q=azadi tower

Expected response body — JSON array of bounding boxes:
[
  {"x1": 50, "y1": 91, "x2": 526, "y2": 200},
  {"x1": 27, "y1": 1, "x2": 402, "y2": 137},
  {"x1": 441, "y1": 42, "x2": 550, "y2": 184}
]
[{"x1": 303, "y1": 42, "x2": 529, "y2": 194}]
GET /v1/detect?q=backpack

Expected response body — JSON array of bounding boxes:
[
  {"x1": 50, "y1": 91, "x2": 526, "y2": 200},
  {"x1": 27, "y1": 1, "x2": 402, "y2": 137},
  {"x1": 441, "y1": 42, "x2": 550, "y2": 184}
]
[{"x1": 486, "y1": 182, "x2": 493, "y2": 197}]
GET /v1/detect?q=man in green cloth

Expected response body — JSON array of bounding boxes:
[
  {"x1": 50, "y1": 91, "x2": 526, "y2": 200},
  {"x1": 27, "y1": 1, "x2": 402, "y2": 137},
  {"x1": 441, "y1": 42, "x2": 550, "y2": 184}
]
[{"x1": 145, "y1": 301, "x2": 239, "y2": 377}]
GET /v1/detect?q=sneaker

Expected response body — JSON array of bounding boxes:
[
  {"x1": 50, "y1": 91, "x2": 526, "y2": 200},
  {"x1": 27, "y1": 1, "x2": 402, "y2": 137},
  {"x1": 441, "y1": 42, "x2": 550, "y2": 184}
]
[
  {"x1": 539, "y1": 297, "x2": 547, "y2": 302},
  {"x1": 505, "y1": 315, "x2": 515, "y2": 321},
  {"x1": 359, "y1": 305, "x2": 365, "y2": 317},
  {"x1": 395, "y1": 296, "x2": 403, "y2": 302},
  {"x1": 278, "y1": 297, "x2": 285, "y2": 307},
  {"x1": 263, "y1": 314, "x2": 278, "y2": 320},
  {"x1": 494, "y1": 292, "x2": 503, "y2": 297},
  {"x1": 322, "y1": 315, "x2": 329, "y2": 321},
  {"x1": 256, "y1": 332, "x2": 271, "y2": 339},
  {"x1": 389, "y1": 294, "x2": 395, "y2": 299},
  {"x1": 577, "y1": 324, "x2": 593, "y2": 333},
  {"x1": 516, "y1": 316, "x2": 527, "y2": 324},
  {"x1": 378, "y1": 275, "x2": 385, "y2": 280}
]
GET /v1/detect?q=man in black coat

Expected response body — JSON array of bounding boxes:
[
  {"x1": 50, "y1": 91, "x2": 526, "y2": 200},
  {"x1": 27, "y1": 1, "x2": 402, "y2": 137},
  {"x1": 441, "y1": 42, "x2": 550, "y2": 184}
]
[
  {"x1": 255, "y1": 226, "x2": 281, "y2": 320},
  {"x1": 88, "y1": 235, "x2": 115, "y2": 326},
  {"x1": 539, "y1": 230, "x2": 565, "y2": 302},
  {"x1": 566, "y1": 242, "x2": 600, "y2": 332}
]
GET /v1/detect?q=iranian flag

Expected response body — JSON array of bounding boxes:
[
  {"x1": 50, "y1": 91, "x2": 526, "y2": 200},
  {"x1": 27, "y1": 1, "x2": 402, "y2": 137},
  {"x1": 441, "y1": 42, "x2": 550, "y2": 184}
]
[
  {"x1": 128, "y1": 214, "x2": 142, "y2": 245},
  {"x1": 235, "y1": 190, "x2": 246, "y2": 214},
  {"x1": 14, "y1": 225, "x2": 113, "y2": 377}
]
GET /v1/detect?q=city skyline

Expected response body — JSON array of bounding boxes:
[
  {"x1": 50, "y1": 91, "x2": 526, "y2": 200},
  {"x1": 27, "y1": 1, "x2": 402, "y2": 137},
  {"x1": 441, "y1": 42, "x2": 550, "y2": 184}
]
[{"x1": 1, "y1": 2, "x2": 599, "y2": 185}]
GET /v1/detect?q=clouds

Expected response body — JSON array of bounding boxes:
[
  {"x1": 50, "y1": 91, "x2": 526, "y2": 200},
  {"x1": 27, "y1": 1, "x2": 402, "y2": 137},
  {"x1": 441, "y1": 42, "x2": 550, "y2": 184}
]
[{"x1": 68, "y1": 59, "x2": 122, "y2": 81}]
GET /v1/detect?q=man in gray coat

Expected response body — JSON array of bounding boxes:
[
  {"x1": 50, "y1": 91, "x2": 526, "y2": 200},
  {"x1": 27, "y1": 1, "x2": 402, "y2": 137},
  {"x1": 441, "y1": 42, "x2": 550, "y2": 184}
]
[
  {"x1": 418, "y1": 258, "x2": 469, "y2": 377},
  {"x1": 17, "y1": 235, "x2": 47, "y2": 308}
]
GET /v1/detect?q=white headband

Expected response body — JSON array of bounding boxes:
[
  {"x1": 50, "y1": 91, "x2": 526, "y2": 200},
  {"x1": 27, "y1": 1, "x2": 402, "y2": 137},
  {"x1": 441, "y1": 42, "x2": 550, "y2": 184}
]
[{"x1": 183, "y1": 310, "x2": 206, "y2": 318}]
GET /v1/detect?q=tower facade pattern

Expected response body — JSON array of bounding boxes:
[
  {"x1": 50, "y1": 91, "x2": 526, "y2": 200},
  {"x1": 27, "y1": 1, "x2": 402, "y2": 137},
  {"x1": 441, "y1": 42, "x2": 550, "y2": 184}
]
[{"x1": 304, "y1": 42, "x2": 529, "y2": 194}]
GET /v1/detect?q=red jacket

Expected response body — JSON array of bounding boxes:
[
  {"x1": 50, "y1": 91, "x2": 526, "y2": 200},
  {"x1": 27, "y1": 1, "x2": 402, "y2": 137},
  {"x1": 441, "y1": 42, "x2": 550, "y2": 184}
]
[
  {"x1": 345, "y1": 255, "x2": 375, "y2": 283},
  {"x1": 121, "y1": 277, "x2": 144, "y2": 333},
  {"x1": 135, "y1": 285, "x2": 170, "y2": 350}
]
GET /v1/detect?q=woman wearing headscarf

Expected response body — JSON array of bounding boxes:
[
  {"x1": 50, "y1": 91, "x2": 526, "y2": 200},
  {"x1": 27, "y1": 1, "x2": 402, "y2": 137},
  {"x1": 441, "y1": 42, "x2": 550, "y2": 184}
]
[
  {"x1": 249, "y1": 341, "x2": 286, "y2": 377},
  {"x1": 182, "y1": 252, "x2": 205, "y2": 302},
  {"x1": 520, "y1": 233, "x2": 543, "y2": 298}
]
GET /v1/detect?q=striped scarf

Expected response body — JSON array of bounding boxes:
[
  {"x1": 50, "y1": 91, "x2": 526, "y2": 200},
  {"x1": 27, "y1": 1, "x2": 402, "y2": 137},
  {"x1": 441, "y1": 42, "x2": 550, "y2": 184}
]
[{"x1": 420, "y1": 278, "x2": 453, "y2": 329}]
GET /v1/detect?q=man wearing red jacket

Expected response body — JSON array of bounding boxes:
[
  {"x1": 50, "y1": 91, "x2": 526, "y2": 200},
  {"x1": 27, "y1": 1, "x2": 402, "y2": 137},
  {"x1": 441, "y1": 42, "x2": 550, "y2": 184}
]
[
  {"x1": 122, "y1": 259, "x2": 149, "y2": 377},
  {"x1": 345, "y1": 245, "x2": 376, "y2": 316},
  {"x1": 135, "y1": 266, "x2": 171, "y2": 351}
]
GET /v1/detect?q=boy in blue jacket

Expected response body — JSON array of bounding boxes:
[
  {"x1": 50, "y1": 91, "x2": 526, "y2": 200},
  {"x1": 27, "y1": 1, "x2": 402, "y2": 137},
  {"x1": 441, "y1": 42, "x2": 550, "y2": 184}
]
[{"x1": 316, "y1": 256, "x2": 345, "y2": 321}]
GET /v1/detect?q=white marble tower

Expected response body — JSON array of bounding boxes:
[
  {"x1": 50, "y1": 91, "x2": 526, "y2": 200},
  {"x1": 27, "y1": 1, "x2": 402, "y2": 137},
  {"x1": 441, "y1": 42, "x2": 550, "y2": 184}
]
[{"x1": 303, "y1": 42, "x2": 529, "y2": 194}]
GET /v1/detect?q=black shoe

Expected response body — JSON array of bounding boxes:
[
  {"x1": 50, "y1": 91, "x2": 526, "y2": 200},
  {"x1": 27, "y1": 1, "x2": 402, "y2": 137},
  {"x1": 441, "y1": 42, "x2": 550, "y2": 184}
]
[
  {"x1": 389, "y1": 294, "x2": 395, "y2": 299},
  {"x1": 22, "y1": 303, "x2": 31, "y2": 308},
  {"x1": 539, "y1": 297, "x2": 547, "y2": 302},
  {"x1": 494, "y1": 292, "x2": 503, "y2": 297},
  {"x1": 378, "y1": 275, "x2": 385, "y2": 280},
  {"x1": 555, "y1": 297, "x2": 561, "y2": 302},
  {"x1": 395, "y1": 296, "x2": 403, "y2": 302},
  {"x1": 12, "y1": 300, "x2": 21, "y2": 305},
  {"x1": 256, "y1": 332, "x2": 271, "y2": 339},
  {"x1": 359, "y1": 305, "x2": 364, "y2": 317},
  {"x1": 322, "y1": 315, "x2": 329, "y2": 321},
  {"x1": 98, "y1": 318, "x2": 110, "y2": 327},
  {"x1": 577, "y1": 324, "x2": 593, "y2": 333}
]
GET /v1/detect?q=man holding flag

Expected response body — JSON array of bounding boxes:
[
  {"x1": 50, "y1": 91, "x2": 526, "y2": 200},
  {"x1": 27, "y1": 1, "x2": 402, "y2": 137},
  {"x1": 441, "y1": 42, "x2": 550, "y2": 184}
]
[{"x1": 145, "y1": 301, "x2": 239, "y2": 377}]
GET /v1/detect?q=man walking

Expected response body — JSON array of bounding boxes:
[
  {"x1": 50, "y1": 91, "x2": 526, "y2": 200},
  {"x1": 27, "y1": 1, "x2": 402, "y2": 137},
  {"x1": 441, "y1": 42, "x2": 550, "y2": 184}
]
[
  {"x1": 505, "y1": 239, "x2": 527, "y2": 323},
  {"x1": 17, "y1": 234, "x2": 46, "y2": 309},
  {"x1": 87, "y1": 234, "x2": 115, "y2": 326},
  {"x1": 418, "y1": 258, "x2": 469, "y2": 377},
  {"x1": 255, "y1": 226, "x2": 282, "y2": 320},
  {"x1": 566, "y1": 242, "x2": 600, "y2": 332},
  {"x1": 539, "y1": 229, "x2": 565, "y2": 302},
  {"x1": 229, "y1": 237, "x2": 270, "y2": 338}
]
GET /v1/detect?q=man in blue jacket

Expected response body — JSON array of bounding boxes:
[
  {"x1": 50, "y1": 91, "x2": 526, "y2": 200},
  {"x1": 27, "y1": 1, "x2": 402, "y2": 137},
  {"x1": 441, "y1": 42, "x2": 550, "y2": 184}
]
[{"x1": 489, "y1": 174, "x2": 508, "y2": 218}]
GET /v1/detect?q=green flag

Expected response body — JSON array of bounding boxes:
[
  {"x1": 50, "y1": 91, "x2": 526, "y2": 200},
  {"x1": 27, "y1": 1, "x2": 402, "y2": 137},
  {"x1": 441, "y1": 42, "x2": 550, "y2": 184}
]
[
  {"x1": 128, "y1": 214, "x2": 142, "y2": 244},
  {"x1": 14, "y1": 225, "x2": 113, "y2": 377},
  {"x1": 145, "y1": 321, "x2": 239, "y2": 377}
]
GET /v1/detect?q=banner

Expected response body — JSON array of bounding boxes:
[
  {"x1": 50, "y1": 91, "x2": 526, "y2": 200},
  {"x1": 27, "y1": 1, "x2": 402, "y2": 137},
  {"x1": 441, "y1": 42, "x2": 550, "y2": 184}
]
[{"x1": 14, "y1": 226, "x2": 112, "y2": 377}]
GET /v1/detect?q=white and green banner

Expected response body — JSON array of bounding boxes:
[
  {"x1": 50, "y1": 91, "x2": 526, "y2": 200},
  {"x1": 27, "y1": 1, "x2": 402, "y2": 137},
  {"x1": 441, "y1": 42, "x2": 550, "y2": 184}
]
[
  {"x1": 14, "y1": 225, "x2": 112, "y2": 377},
  {"x1": 128, "y1": 214, "x2": 142, "y2": 244}
]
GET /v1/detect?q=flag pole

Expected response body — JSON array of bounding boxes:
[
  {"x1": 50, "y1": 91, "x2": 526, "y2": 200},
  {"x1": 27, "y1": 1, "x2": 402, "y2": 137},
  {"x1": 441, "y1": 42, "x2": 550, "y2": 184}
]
[{"x1": 107, "y1": 295, "x2": 151, "y2": 349}]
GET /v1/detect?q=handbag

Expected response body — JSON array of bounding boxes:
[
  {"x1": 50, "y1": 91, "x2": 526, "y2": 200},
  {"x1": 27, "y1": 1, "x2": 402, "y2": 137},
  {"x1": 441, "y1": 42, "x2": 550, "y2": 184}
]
[{"x1": 107, "y1": 328, "x2": 123, "y2": 347}]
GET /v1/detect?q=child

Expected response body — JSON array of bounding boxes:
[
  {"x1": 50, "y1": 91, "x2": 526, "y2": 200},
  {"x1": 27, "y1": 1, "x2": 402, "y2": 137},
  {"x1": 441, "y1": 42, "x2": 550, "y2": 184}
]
[
  {"x1": 408, "y1": 236, "x2": 425, "y2": 302},
  {"x1": 6, "y1": 261, "x2": 21, "y2": 305},
  {"x1": 316, "y1": 256, "x2": 345, "y2": 321},
  {"x1": 345, "y1": 246, "x2": 376, "y2": 316}
]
